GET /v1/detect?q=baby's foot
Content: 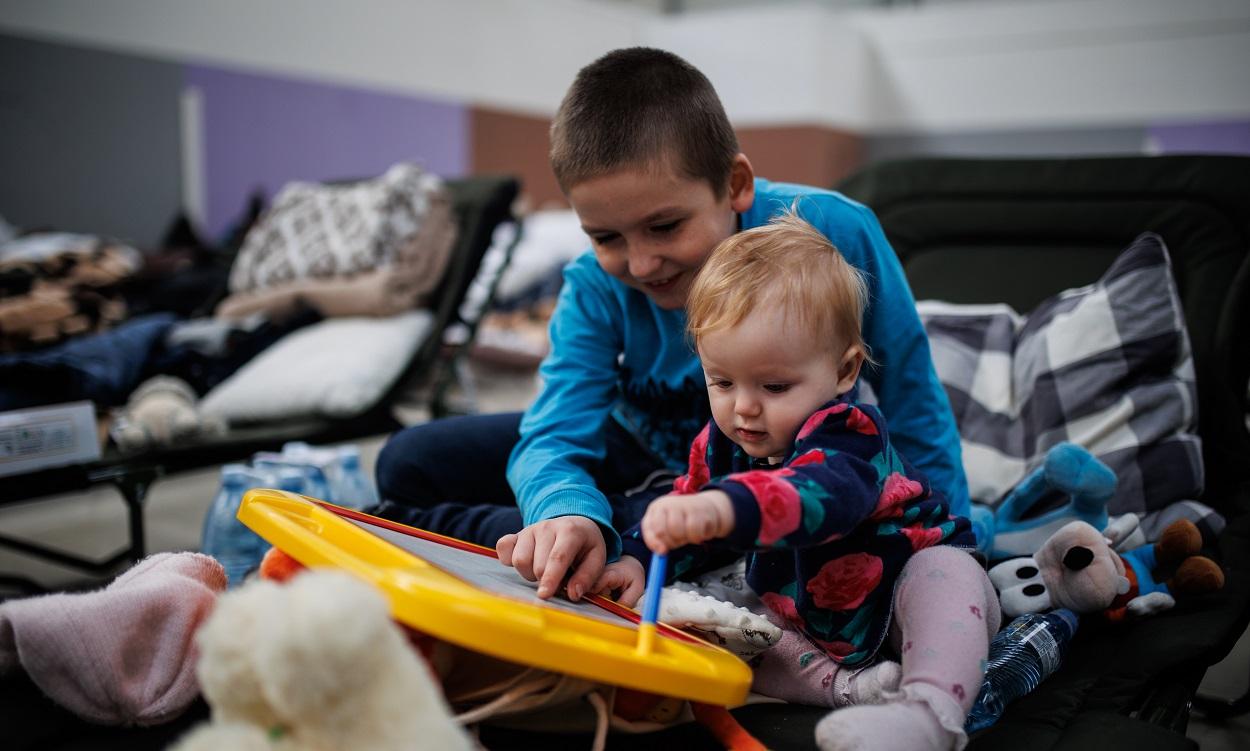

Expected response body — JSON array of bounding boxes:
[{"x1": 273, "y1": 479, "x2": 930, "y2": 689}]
[
  {"x1": 831, "y1": 660, "x2": 902, "y2": 706},
  {"x1": 815, "y1": 684, "x2": 966, "y2": 751}
]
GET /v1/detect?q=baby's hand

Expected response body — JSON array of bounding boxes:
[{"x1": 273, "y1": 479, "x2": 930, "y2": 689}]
[
  {"x1": 496, "y1": 516, "x2": 606, "y2": 601},
  {"x1": 590, "y1": 555, "x2": 646, "y2": 608},
  {"x1": 641, "y1": 490, "x2": 734, "y2": 554}
]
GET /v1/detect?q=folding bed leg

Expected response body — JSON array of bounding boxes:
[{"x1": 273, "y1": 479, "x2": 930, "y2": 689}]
[
  {"x1": 0, "y1": 465, "x2": 162, "y2": 591},
  {"x1": 1130, "y1": 668, "x2": 1200, "y2": 734},
  {"x1": 96, "y1": 465, "x2": 161, "y2": 561}
]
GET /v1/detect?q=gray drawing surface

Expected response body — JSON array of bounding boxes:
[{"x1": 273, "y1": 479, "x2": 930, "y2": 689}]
[{"x1": 346, "y1": 516, "x2": 636, "y2": 628}]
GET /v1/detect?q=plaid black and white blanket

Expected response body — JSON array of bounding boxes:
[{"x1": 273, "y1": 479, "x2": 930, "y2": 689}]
[{"x1": 917, "y1": 232, "x2": 1217, "y2": 536}]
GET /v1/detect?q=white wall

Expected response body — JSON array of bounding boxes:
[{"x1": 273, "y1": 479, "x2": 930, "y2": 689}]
[
  {"x1": 645, "y1": 4, "x2": 873, "y2": 128},
  {"x1": 0, "y1": 0, "x2": 644, "y2": 116},
  {"x1": 2, "y1": 0, "x2": 1247, "y2": 131},
  {"x1": 849, "y1": 0, "x2": 1250, "y2": 132}
]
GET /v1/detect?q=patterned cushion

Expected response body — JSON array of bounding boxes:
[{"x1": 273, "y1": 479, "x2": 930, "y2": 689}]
[
  {"x1": 918, "y1": 233, "x2": 1203, "y2": 518},
  {"x1": 229, "y1": 163, "x2": 453, "y2": 297}
]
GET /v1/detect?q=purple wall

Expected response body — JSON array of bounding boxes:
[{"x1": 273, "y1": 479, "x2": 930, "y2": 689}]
[
  {"x1": 185, "y1": 65, "x2": 469, "y2": 240},
  {"x1": 1148, "y1": 120, "x2": 1250, "y2": 156}
]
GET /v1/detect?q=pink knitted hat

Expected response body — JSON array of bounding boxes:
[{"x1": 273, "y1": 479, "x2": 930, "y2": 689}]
[{"x1": 0, "y1": 552, "x2": 226, "y2": 726}]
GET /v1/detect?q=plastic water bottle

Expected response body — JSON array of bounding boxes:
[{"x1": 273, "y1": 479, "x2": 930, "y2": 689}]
[
  {"x1": 269, "y1": 466, "x2": 308, "y2": 496},
  {"x1": 254, "y1": 453, "x2": 331, "y2": 502},
  {"x1": 281, "y1": 441, "x2": 337, "y2": 477},
  {"x1": 333, "y1": 445, "x2": 378, "y2": 510},
  {"x1": 282, "y1": 440, "x2": 315, "y2": 457},
  {"x1": 283, "y1": 441, "x2": 345, "y2": 502},
  {"x1": 200, "y1": 464, "x2": 271, "y2": 588},
  {"x1": 965, "y1": 608, "x2": 1080, "y2": 733}
]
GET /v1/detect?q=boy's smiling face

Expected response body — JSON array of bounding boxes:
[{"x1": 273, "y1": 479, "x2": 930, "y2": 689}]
[{"x1": 568, "y1": 154, "x2": 755, "y2": 310}]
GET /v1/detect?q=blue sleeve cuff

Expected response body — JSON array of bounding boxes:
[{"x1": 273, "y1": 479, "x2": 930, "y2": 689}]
[
  {"x1": 526, "y1": 487, "x2": 622, "y2": 561},
  {"x1": 620, "y1": 528, "x2": 652, "y2": 572}
]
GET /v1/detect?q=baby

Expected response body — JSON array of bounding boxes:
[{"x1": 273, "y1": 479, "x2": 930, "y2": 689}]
[{"x1": 602, "y1": 212, "x2": 1001, "y2": 751}]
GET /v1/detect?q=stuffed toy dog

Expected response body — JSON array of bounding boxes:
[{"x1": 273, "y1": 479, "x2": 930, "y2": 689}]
[
  {"x1": 972, "y1": 442, "x2": 1117, "y2": 561},
  {"x1": 990, "y1": 518, "x2": 1224, "y2": 620},
  {"x1": 171, "y1": 569, "x2": 474, "y2": 751}
]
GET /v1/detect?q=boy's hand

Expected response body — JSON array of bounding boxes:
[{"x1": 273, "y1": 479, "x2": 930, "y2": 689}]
[
  {"x1": 641, "y1": 490, "x2": 734, "y2": 554},
  {"x1": 496, "y1": 516, "x2": 606, "y2": 601},
  {"x1": 590, "y1": 555, "x2": 646, "y2": 608}
]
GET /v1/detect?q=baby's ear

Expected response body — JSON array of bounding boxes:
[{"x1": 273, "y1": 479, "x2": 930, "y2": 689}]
[{"x1": 836, "y1": 346, "x2": 865, "y2": 394}]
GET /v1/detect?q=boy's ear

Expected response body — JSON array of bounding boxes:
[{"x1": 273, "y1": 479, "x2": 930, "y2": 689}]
[
  {"x1": 836, "y1": 345, "x2": 865, "y2": 395},
  {"x1": 728, "y1": 153, "x2": 755, "y2": 213}
]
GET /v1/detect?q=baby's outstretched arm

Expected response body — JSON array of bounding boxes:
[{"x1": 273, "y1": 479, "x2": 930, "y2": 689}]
[
  {"x1": 641, "y1": 490, "x2": 735, "y2": 554},
  {"x1": 496, "y1": 516, "x2": 606, "y2": 601}
]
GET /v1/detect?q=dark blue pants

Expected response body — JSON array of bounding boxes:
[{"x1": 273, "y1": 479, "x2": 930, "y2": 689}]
[{"x1": 373, "y1": 411, "x2": 673, "y2": 549}]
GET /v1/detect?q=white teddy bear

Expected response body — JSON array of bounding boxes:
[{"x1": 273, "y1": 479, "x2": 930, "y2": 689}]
[{"x1": 171, "y1": 569, "x2": 474, "y2": 751}]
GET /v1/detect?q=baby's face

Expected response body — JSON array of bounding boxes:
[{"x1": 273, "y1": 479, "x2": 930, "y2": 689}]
[
  {"x1": 699, "y1": 306, "x2": 859, "y2": 462},
  {"x1": 567, "y1": 156, "x2": 753, "y2": 310}
]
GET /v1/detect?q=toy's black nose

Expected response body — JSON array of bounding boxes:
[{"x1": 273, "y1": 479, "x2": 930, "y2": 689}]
[{"x1": 1064, "y1": 547, "x2": 1094, "y2": 570}]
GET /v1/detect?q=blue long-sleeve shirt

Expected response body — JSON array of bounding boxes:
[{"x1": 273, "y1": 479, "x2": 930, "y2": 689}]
[{"x1": 507, "y1": 178, "x2": 969, "y2": 559}]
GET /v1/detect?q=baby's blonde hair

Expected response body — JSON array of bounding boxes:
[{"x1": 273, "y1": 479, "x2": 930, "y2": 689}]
[{"x1": 687, "y1": 211, "x2": 871, "y2": 361}]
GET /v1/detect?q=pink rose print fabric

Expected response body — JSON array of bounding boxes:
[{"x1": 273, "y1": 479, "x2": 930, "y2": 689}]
[
  {"x1": 871, "y1": 472, "x2": 923, "y2": 520},
  {"x1": 796, "y1": 403, "x2": 849, "y2": 442},
  {"x1": 844, "y1": 406, "x2": 879, "y2": 436},
  {"x1": 729, "y1": 469, "x2": 802, "y2": 545},
  {"x1": 673, "y1": 424, "x2": 711, "y2": 494},
  {"x1": 761, "y1": 592, "x2": 806, "y2": 629},
  {"x1": 790, "y1": 449, "x2": 826, "y2": 468},
  {"x1": 900, "y1": 523, "x2": 946, "y2": 551},
  {"x1": 807, "y1": 552, "x2": 884, "y2": 611}
]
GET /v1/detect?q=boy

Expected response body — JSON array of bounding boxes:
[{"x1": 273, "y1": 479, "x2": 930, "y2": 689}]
[{"x1": 374, "y1": 47, "x2": 967, "y2": 603}]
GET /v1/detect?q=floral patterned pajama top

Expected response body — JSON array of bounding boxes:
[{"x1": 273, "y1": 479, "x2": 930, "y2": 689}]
[{"x1": 621, "y1": 397, "x2": 974, "y2": 666}]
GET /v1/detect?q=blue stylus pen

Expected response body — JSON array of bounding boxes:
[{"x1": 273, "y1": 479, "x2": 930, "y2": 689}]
[{"x1": 635, "y1": 553, "x2": 667, "y2": 655}]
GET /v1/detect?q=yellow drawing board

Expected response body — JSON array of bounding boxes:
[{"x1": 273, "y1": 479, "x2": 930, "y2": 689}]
[{"x1": 238, "y1": 489, "x2": 752, "y2": 706}]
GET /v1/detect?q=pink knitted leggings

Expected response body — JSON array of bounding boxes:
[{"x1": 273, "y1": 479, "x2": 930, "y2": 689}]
[{"x1": 752, "y1": 545, "x2": 1001, "y2": 712}]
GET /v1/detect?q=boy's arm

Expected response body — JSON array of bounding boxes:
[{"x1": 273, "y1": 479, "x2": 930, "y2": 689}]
[
  {"x1": 837, "y1": 205, "x2": 969, "y2": 517},
  {"x1": 506, "y1": 256, "x2": 624, "y2": 565}
]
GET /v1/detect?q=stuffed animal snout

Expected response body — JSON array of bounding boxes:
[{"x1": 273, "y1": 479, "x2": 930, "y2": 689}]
[
  {"x1": 1061, "y1": 546, "x2": 1094, "y2": 571},
  {"x1": 990, "y1": 520, "x2": 1131, "y2": 618},
  {"x1": 1035, "y1": 521, "x2": 1129, "y2": 613}
]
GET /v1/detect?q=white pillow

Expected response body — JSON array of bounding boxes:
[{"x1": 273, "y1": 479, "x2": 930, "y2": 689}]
[{"x1": 201, "y1": 312, "x2": 432, "y2": 425}]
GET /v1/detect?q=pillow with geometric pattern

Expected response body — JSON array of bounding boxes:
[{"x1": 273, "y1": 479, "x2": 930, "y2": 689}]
[{"x1": 918, "y1": 232, "x2": 1203, "y2": 521}]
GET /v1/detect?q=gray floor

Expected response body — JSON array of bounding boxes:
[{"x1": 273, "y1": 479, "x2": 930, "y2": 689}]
[{"x1": 1, "y1": 363, "x2": 1247, "y2": 748}]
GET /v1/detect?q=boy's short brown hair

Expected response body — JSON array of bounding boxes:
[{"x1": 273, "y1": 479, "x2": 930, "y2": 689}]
[
  {"x1": 687, "y1": 211, "x2": 871, "y2": 359},
  {"x1": 550, "y1": 47, "x2": 739, "y2": 196}
]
